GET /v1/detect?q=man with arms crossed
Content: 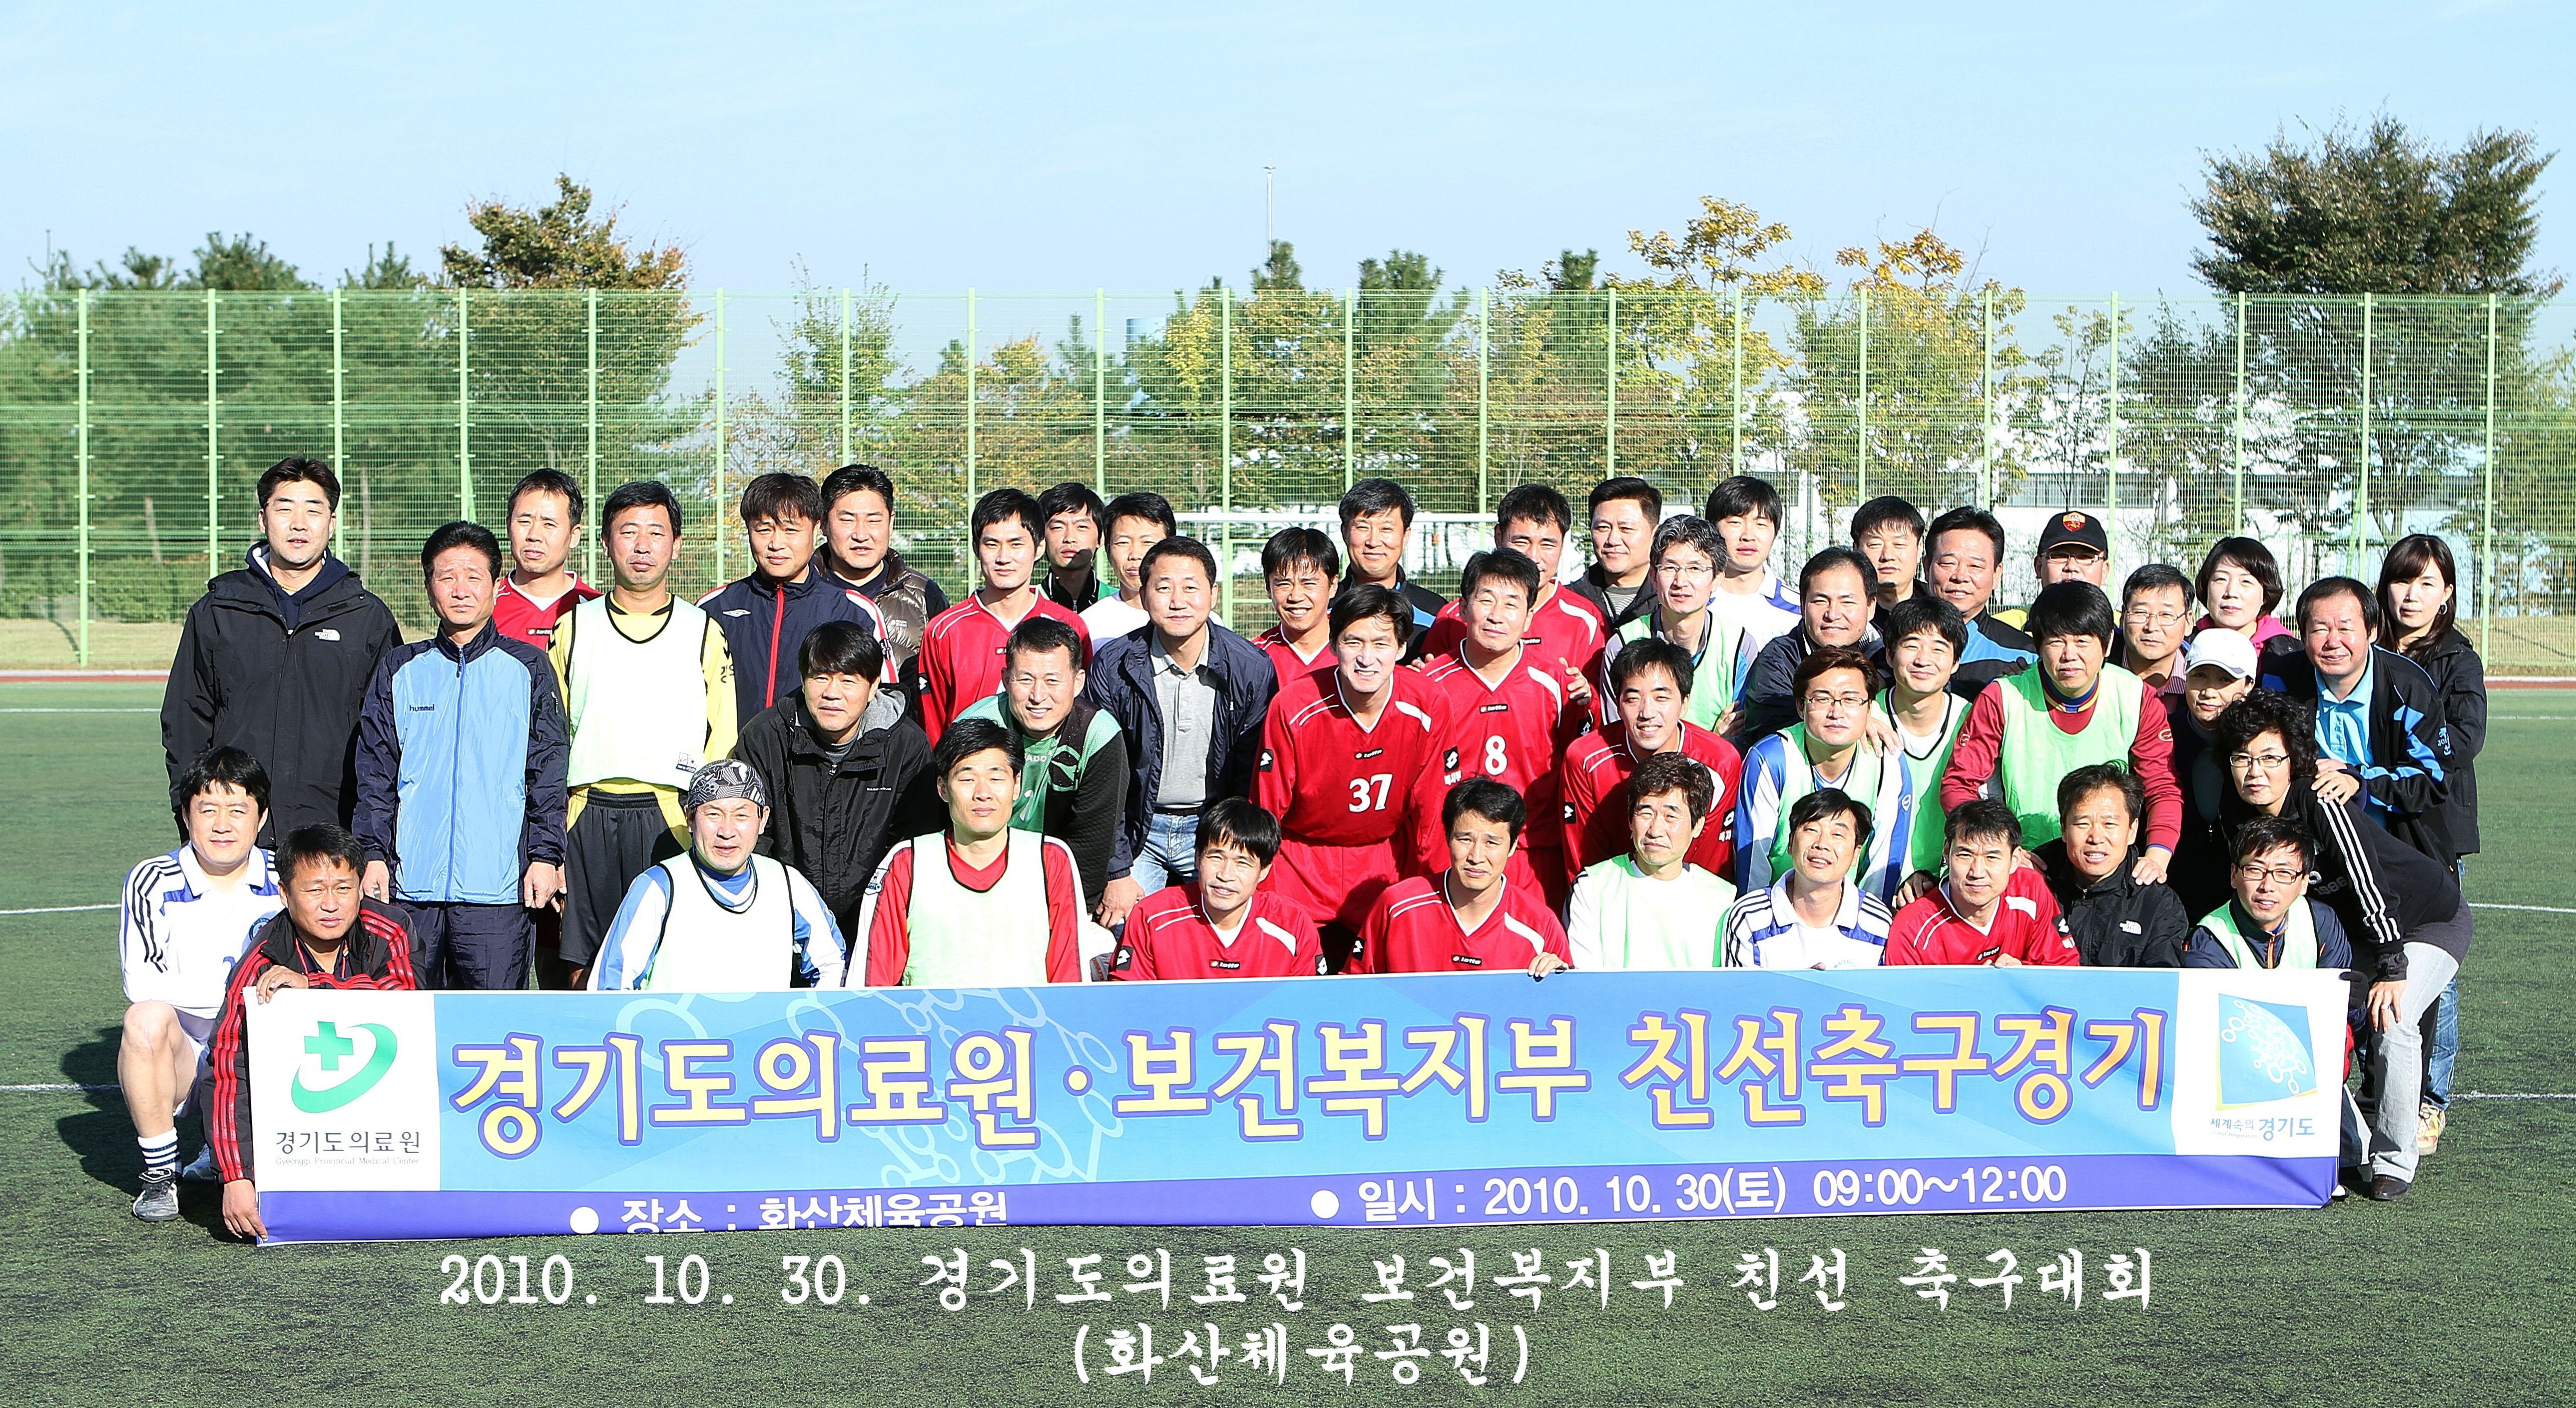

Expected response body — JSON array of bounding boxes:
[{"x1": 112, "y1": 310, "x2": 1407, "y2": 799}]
[
  {"x1": 120, "y1": 747, "x2": 282, "y2": 1220},
  {"x1": 1721, "y1": 789, "x2": 1895, "y2": 969},
  {"x1": 858, "y1": 718, "x2": 1089, "y2": 986},
  {"x1": 163, "y1": 456, "x2": 402, "y2": 843},
  {"x1": 588, "y1": 760, "x2": 847, "y2": 992},
  {"x1": 492, "y1": 469, "x2": 600, "y2": 650},
  {"x1": 1110, "y1": 798, "x2": 1327, "y2": 979},
  {"x1": 208, "y1": 824, "x2": 420, "y2": 1242},
  {"x1": 548, "y1": 480, "x2": 736, "y2": 989},
  {"x1": 1565, "y1": 752, "x2": 1735, "y2": 971},
  {"x1": 1361, "y1": 780, "x2": 1571, "y2": 979},
  {"x1": 356, "y1": 522, "x2": 568, "y2": 991},
  {"x1": 1256, "y1": 585, "x2": 1452, "y2": 967}
]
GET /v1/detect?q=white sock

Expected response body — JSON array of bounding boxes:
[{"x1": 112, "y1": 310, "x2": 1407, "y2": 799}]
[{"x1": 138, "y1": 1131, "x2": 178, "y2": 1178}]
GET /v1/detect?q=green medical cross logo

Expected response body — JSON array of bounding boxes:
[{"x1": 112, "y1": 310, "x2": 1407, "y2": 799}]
[
  {"x1": 289, "y1": 1020, "x2": 399, "y2": 1113},
  {"x1": 306, "y1": 1021, "x2": 358, "y2": 1071}
]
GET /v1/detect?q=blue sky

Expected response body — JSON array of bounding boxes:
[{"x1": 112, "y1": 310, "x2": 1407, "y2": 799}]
[{"x1": 6, "y1": 0, "x2": 2569, "y2": 301}]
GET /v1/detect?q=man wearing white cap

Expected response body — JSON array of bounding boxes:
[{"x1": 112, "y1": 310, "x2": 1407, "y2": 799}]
[
  {"x1": 2169, "y1": 627, "x2": 2262, "y2": 919},
  {"x1": 587, "y1": 759, "x2": 847, "y2": 991}
]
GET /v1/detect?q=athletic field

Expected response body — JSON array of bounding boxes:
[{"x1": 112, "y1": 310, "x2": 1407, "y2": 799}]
[{"x1": 4, "y1": 681, "x2": 2571, "y2": 1407}]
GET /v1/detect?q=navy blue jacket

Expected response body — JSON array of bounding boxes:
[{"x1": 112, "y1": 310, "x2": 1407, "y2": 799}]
[
  {"x1": 1081, "y1": 623, "x2": 1279, "y2": 882},
  {"x1": 699, "y1": 565, "x2": 881, "y2": 726},
  {"x1": 2268, "y1": 645, "x2": 2454, "y2": 867},
  {"x1": 2184, "y1": 898, "x2": 2356, "y2": 971},
  {"x1": 355, "y1": 622, "x2": 568, "y2": 905}
]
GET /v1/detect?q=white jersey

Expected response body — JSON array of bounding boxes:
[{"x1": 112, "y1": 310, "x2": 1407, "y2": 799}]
[
  {"x1": 1706, "y1": 573, "x2": 1801, "y2": 662},
  {"x1": 118, "y1": 847, "x2": 283, "y2": 1019},
  {"x1": 589, "y1": 855, "x2": 847, "y2": 991},
  {"x1": 1722, "y1": 876, "x2": 1893, "y2": 970},
  {"x1": 1080, "y1": 595, "x2": 1150, "y2": 643},
  {"x1": 1564, "y1": 856, "x2": 1734, "y2": 971}
]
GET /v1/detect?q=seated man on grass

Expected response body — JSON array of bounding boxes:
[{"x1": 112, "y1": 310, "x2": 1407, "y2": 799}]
[
  {"x1": 588, "y1": 760, "x2": 846, "y2": 992},
  {"x1": 120, "y1": 747, "x2": 283, "y2": 1221},
  {"x1": 1721, "y1": 788, "x2": 1895, "y2": 970}
]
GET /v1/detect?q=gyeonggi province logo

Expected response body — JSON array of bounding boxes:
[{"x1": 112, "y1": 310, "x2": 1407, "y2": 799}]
[
  {"x1": 290, "y1": 1019, "x2": 399, "y2": 1113},
  {"x1": 2215, "y1": 995, "x2": 2317, "y2": 1108}
]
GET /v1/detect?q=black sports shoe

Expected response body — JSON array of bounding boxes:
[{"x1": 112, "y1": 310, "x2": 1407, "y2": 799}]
[
  {"x1": 2367, "y1": 1174, "x2": 2411, "y2": 1202},
  {"x1": 132, "y1": 1171, "x2": 181, "y2": 1222}
]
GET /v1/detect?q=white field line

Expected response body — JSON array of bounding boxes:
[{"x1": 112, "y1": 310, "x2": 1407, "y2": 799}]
[
  {"x1": 0, "y1": 707, "x2": 155, "y2": 713},
  {"x1": 0, "y1": 904, "x2": 115, "y2": 916}
]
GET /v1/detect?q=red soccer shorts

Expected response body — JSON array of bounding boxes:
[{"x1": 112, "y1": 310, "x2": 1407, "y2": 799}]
[{"x1": 1267, "y1": 833, "x2": 1408, "y2": 934}]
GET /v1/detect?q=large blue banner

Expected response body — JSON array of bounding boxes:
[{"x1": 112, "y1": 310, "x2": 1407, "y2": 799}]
[{"x1": 245, "y1": 968, "x2": 2344, "y2": 1243}]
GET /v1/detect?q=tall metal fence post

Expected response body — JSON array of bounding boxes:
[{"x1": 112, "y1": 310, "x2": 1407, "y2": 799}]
[
  {"x1": 2232, "y1": 293, "x2": 2247, "y2": 534},
  {"x1": 1856, "y1": 286, "x2": 1870, "y2": 503},
  {"x1": 2482, "y1": 293, "x2": 2498, "y2": 653},
  {"x1": 1981, "y1": 288, "x2": 1995, "y2": 505},
  {"x1": 1604, "y1": 289, "x2": 1617, "y2": 478},
  {"x1": 2355, "y1": 292, "x2": 2374, "y2": 571},
  {"x1": 1476, "y1": 286, "x2": 1490, "y2": 514},
  {"x1": 1093, "y1": 288, "x2": 1107, "y2": 496},
  {"x1": 585, "y1": 289, "x2": 599, "y2": 586},
  {"x1": 457, "y1": 286, "x2": 472, "y2": 521},
  {"x1": 205, "y1": 289, "x2": 219, "y2": 570},
  {"x1": 2107, "y1": 293, "x2": 2122, "y2": 548},
  {"x1": 965, "y1": 289, "x2": 979, "y2": 508},
  {"x1": 839, "y1": 287, "x2": 854, "y2": 463},
  {"x1": 1731, "y1": 287, "x2": 1745, "y2": 479},
  {"x1": 330, "y1": 289, "x2": 346, "y2": 561},
  {"x1": 76, "y1": 288, "x2": 90, "y2": 666},
  {"x1": 1342, "y1": 288, "x2": 1356, "y2": 491},
  {"x1": 1219, "y1": 285, "x2": 1234, "y2": 625},
  {"x1": 713, "y1": 288, "x2": 728, "y2": 585}
]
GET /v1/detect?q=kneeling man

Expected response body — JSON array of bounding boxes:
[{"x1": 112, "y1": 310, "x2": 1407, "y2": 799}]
[{"x1": 1110, "y1": 798, "x2": 1326, "y2": 979}]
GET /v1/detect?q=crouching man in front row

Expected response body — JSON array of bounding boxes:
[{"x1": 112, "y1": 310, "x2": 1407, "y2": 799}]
[
  {"x1": 208, "y1": 824, "x2": 421, "y2": 1241},
  {"x1": 588, "y1": 759, "x2": 846, "y2": 993}
]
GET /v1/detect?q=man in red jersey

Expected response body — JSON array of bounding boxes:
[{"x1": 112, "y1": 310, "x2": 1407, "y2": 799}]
[
  {"x1": 208, "y1": 824, "x2": 420, "y2": 1241},
  {"x1": 1361, "y1": 780, "x2": 1570, "y2": 977},
  {"x1": 491, "y1": 469, "x2": 601, "y2": 650},
  {"x1": 1252, "y1": 527, "x2": 1340, "y2": 686},
  {"x1": 918, "y1": 488, "x2": 1091, "y2": 744},
  {"x1": 1560, "y1": 638, "x2": 1743, "y2": 889},
  {"x1": 1885, "y1": 799, "x2": 2079, "y2": 966},
  {"x1": 1254, "y1": 585, "x2": 1452, "y2": 968},
  {"x1": 1418, "y1": 485, "x2": 1605, "y2": 713},
  {"x1": 1111, "y1": 798, "x2": 1326, "y2": 979},
  {"x1": 1416, "y1": 549, "x2": 1587, "y2": 908}
]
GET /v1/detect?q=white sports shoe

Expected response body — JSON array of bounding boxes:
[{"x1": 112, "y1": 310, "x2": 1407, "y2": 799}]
[{"x1": 179, "y1": 1145, "x2": 221, "y2": 1184}]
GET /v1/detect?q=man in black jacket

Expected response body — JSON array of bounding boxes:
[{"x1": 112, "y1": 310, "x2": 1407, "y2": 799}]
[
  {"x1": 732, "y1": 622, "x2": 937, "y2": 942},
  {"x1": 2270, "y1": 577, "x2": 2455, "y2": 868},
  {"x1": 700, "y1": 472, "x2": 881, "y2": 726},
  {"x1": 161, "y1": 457, "x2": 403, "y2": 845},
  {"x1": 959, "y1": 616, "x2": 1131, "y2": 914},
  {"x1": 1084, "y1": 537, "x2": 1279, "y2": 929},
  {"x1": 2035, "y1": 764, "x2": 2188, "y2": 967}
]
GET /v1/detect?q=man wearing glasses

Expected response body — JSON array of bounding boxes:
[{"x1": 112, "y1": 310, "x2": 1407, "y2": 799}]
[
  {"x1": 1607, "y1": 517, "x2": 1743, "y2": 731},
  {"x1": 1734, "y1": 647, "x2": 1917, "y2": 902},
  {"x1": 2115, "y1": 564, "x2": 2195, "y2": 695},
  {"x1": 1941, "y1": 581, "x2": 2181, "y2": 884}
]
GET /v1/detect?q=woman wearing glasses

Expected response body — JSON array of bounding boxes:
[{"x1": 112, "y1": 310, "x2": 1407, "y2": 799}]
[{"x1": 2211, "y1": 689, "x2": 2470, "y2": 1203}]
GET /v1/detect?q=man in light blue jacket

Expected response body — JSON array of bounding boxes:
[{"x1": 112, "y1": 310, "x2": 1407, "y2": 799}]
[{"x1": 355, "y1": 522, "x2": 569, "y2": 990}]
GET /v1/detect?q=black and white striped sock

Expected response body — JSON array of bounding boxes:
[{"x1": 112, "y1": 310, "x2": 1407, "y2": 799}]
[{"x1": 138, "y1": 1131, "x2": 179, "y2": 1180}]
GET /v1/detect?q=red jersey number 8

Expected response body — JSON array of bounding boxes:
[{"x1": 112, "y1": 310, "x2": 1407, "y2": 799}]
[{"x1": 1482, "y1": 736, "x2": 1508, "y2": 776}]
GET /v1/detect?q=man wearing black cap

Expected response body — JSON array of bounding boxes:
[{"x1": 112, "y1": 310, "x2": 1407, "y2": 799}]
[
  {"x1": 586, "y1": 759, "x2": 848, "y2": 991},
  {"x1": 1997, "y1": 510, "x2": 2110, "y2": 630}
]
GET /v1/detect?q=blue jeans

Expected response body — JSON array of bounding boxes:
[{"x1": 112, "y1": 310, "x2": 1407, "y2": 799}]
[
  {"x1": 1127, "y1": 809, "x2": 1201, "y2": 897},
  {"x1": 2425, "y1": 974, "x2": 2460, "y2": 1108}
]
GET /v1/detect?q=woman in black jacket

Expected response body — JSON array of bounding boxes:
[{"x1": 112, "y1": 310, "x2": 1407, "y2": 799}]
[
  {"x1": 2212, "y1": 690, "x2": 2470, "y2": 1201},
  {"x1": 2378, "y1": 533, "x2": 2484, "y2": 1154}
]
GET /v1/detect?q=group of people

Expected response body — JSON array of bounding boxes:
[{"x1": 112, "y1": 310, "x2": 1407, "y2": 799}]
[{"x1": 120, "y1": 452, "x2": 2485, "y2": 1235}]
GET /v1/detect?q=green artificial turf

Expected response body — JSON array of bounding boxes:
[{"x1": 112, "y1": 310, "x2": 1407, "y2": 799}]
[{"x1": 3, "y1": 683, "x2": 2571, "y2": 1406}]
